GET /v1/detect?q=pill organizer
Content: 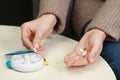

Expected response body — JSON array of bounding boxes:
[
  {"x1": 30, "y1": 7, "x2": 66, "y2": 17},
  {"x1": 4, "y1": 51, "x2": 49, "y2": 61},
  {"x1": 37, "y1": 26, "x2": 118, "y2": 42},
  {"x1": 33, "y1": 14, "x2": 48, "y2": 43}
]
[{"x1": 5, "y1": 50, "x2": 44, "y2": 72}]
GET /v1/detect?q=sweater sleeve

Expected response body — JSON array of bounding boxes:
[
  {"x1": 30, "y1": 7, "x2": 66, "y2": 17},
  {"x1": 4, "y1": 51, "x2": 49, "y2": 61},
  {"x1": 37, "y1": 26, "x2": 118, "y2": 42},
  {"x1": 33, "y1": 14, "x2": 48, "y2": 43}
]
[
  {"x1": 86, "y1": 0, "x2": 120, "y2": 41},
  {"x1": 38, "y1": 0, "x2": 72, "y2": 34}
]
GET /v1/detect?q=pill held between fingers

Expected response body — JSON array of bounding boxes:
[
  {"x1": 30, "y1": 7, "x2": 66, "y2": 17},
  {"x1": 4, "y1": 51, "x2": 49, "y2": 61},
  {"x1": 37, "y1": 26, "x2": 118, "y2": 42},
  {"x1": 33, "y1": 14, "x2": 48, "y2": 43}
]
[{"x1": 33, "y1": 48, "x2": 37, "y2": 52}]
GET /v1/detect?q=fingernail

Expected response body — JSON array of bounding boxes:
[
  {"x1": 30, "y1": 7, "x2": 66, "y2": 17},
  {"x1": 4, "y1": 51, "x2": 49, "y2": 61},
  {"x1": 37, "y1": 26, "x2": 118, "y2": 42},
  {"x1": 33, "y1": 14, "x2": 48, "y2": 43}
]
[{"x1": 34, "y1": 43, "x2": 39, "y2": 49}]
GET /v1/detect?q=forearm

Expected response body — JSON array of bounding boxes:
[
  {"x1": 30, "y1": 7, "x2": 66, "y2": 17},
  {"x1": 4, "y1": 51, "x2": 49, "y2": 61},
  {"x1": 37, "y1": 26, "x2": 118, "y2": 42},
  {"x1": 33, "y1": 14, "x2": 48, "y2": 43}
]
[
  {"x1": 38, "y1": 0, "x2": 72, "y2": 34},
  {"x1": 86, "y1": 0, "x2": 120, "y2": 41}
]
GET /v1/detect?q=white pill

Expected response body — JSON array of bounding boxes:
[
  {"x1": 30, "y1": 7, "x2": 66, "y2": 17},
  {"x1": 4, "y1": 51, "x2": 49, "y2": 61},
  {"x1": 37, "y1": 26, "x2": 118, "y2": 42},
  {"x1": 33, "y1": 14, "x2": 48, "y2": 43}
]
[
  {"x1": 82, "y1": 51, "x2": 87, "y2": 56},
  {"x1": 33, "y1": 48, "x2": 37, "y2": 52},
  {"x1": 80, "y1": 48, "x2": 84, "y2": 53}
]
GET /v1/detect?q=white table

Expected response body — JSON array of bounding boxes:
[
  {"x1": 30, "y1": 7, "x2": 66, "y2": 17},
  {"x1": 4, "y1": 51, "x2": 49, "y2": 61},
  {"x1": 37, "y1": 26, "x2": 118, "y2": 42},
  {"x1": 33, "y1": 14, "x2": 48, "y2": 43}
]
[{"x1": 0, "y1": 25, "x2": 116, "y2": 80}]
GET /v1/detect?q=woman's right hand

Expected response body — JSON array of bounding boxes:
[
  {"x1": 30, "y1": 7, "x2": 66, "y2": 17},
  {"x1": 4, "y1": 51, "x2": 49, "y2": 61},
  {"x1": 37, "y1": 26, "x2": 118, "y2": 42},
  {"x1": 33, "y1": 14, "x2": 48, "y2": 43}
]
[{"x1": 21, "y1": 14, "x2": 57, "y2": 51}]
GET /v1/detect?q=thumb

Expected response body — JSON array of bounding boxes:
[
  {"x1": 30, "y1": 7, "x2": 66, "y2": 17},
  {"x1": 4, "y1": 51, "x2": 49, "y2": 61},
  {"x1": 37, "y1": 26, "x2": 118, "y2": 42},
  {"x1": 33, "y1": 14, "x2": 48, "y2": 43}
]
[
  {"x1": 33, "y1": 32, "x2": 42, "y2": 49},
  {"x1": 88, "y1": 44, "x2": 102, "y2": 63}
]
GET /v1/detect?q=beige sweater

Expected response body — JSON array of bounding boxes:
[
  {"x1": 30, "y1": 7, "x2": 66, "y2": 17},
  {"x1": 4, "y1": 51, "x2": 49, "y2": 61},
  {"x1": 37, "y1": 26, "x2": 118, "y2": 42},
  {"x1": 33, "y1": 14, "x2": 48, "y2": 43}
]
[{"x1": 38, "y1": 0, "x2": 120, "y2": 41}]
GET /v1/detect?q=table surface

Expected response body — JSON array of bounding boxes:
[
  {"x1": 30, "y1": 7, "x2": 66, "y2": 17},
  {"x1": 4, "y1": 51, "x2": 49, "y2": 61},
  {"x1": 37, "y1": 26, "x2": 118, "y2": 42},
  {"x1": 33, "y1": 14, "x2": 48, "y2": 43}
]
[{"x1": 0, "y1": 25, "x2": 116, "y2": 80}]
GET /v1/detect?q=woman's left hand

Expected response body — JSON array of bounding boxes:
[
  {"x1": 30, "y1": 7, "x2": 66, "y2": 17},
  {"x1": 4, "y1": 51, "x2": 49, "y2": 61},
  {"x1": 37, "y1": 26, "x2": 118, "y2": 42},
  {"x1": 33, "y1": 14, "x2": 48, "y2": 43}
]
[{"x1": 64, "y1": 29, "x2": 106, "y2": 66}]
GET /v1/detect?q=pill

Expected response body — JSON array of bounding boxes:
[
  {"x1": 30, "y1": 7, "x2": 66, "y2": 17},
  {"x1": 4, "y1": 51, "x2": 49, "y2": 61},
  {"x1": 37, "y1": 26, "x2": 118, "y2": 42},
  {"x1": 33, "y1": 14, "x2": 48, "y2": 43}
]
[
  {"x1": 82, "y1": 51, "x2": 87, "y2": 56},
  {"x1": 80, "y1": 48, "x2": 84, "y2": 53},
  {"x1": 33, "y1": 48, "x2": 37, "y2": 52},
  {"x1": 45, "y1": 61, "x2": 48, "y2": 65},
  {"x1": 84, "y1": 48, "x2": 89, "y2": 52}
]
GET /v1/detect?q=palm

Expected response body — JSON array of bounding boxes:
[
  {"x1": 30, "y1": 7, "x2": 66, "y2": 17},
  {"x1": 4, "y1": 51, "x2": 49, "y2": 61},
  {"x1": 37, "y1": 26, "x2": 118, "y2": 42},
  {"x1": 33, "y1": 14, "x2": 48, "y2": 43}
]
[{"x1": 64, "y1": 29, "x2": 106, "y2": 66}]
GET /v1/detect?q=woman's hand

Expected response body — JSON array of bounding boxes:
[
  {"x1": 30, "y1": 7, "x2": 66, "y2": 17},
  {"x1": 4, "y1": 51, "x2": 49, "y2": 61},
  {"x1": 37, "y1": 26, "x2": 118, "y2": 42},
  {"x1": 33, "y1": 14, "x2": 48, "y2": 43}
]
[
  {"x1": 21, "y1": 14, "x2": 57, "y2": 51},
  {"x1": 64, "y1": 29, "x2": 106, "y2": 66}
]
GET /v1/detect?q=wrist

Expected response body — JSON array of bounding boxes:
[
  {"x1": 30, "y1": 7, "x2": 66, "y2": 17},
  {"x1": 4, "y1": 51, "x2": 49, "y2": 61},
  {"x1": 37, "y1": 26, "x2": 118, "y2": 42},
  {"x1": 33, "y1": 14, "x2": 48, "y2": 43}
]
[
  {"x1": 90, "y1": 29, "x2": 107, "y2": 40},
  {"x1": 42, "y1": 14, "x2": 57, "y2": 23},
  {"x1": 42, "y1": 14, "x2": 57, "y2": 28}
]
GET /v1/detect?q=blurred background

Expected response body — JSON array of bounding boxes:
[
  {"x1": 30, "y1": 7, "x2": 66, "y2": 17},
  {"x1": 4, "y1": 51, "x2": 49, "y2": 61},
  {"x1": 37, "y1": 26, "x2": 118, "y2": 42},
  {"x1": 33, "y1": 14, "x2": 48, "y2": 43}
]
[
  {"x1": 0, "y1": 0, "x2": 37, "y2": 26},
  {"x1": 0, "y1": 0, "x2": 73, "y2": 38}
]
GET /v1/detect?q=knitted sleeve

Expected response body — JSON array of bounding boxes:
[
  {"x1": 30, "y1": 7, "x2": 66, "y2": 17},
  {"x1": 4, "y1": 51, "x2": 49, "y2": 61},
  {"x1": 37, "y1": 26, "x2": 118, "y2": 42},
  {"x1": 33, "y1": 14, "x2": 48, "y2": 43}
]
[
  {"x1": 86, "y1": 0, "x2": 120, "y2": 41},
  {"x1": 38, "y1": 0, "x2": 72, "y2": 34}
]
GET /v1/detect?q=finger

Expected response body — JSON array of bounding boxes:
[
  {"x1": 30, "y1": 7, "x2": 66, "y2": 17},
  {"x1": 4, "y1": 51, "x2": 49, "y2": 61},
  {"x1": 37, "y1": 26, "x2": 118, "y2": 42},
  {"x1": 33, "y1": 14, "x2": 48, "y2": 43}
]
[
  {"x1": 72, "y1": 58, "x2": 88, "y2": 66},
  {"x1": 64, "y1": 50, "x2": 88, "y2": 66},
  {"x1": 64, "y1": 52, "x2": 78, "y2": 63},
  {"x1": 33, "y1": 31, "x2": 43, "y2": 50},
  {"x1": 88, "y1": 43, "x2": 102, "y2": 63},
  {"x1": 21, "y1": 26, "x2": 33, "y2": 50},
  {"x1": 37, "y1": 46, "x2": 45, "y2": 51},
  {"x1": 22, "y1": 37, "x2": 34, "y2": 50},
  {"x1": 65, "y1": 54, "x2": 88, "y2": 66}
]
